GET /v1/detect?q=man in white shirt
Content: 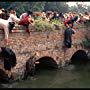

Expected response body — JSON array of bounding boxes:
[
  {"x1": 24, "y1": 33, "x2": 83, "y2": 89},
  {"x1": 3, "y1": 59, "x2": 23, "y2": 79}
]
[
  {"x1": 0, "y1": 8, "x2": 20, "y2": 45},
  {"x1": 8, "y1": 8, "x2": 20, "y2": 32},
  {"x1": 8, "y1": 9, "x2": 20, "y2": 23}
]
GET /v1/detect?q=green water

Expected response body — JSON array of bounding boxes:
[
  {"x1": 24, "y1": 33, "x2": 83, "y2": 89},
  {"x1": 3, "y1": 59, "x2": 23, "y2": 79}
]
[{"x1": 1, "y1": 64, "x2": 90, "y2": 88}]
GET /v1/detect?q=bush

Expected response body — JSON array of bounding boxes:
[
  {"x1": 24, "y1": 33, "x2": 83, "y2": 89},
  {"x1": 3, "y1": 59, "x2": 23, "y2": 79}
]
[
  {"x1": 84, "y1": 20, "x2": 90, "y2": 27},
  {"x1": 50, "y1": 19, "x2": 63, "y2": 26},
  {"x1": 34, "y1": 17, "x2": 53, "y2": 31},
  {"x1": 34, "y1": 18, "x2": 64, "y2": 31},
  {"x1": 83, "y1": 38, "x2": 90, "y2": 48},
  {"x1": 50, "y1": 19, "x2": 65, "y2": 30}
]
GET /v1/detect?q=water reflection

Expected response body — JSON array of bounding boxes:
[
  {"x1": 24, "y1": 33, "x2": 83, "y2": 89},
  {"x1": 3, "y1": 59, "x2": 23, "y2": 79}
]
[{"x1": 1, "y1": 63, "x2": 90, "y2": 88}]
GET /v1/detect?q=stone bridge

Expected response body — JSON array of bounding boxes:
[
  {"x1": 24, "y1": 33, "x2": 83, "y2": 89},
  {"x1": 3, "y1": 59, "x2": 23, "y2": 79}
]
[{"x1": 0, "y1": 24, "x2": 89, "y2": 80}]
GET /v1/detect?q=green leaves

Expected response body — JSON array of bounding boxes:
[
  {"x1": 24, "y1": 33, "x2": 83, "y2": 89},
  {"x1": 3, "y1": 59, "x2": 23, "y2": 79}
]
[
  {"x1": 83, "y1": 38, "x2": 90, "y2": 48},
  {"x1": 34, "y1": 17, "x2": 53, "y2": 31},
  {"x1": 34, "y1": 18, "x2": 64, "y2": 31}
]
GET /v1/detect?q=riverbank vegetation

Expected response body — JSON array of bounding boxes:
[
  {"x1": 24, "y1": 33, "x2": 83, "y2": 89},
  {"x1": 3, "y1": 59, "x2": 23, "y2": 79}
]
[
  {"x1": 83, "y1": 38, "x2": 90, "y2": 48},
  {"x1": 34, "y1": 18, "x2": 64, "y2": 31}
]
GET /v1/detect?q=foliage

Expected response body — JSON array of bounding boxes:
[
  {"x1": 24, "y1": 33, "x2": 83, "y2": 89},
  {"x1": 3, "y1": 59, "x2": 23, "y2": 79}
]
[
  {"x1": 50, "y1": 19, "x2": 63, "y2": 26},
  {"x1": 69, "y1": 6, "x2": 78, "y2": 12},
  {"x1": 0, "y1": 2, "x2": 69, "y2": 16},
  {"x1": 14, "y1": 2, "x2": 43, "y2": 16},
  {"x1": 69, "y1": 2, "x2": 88, "y2": 13},
  {"x1": 84, "y1": 20, "x2": 90, "y2": 27},
  {"x1": 76, "y1": 3, "x2": 87, "y2": 13},
  {"x1": 83, "y1": 38, "x2": 90, "y2": 48},
  {"x1": 34, "y1": 17, "x2": 53, "y2": 31},
  {"x1": 1, "y1": 2, "x2": 90, "y2": 16},
  {"x1": 44, "y1": 2, "x2": 69, "y2": 13},
  {"x1": 0, "y1": 2, "x2": 12, "y2": 9},
  {"x1": 30, "y1": 2, "x2": 46, "y2": 12},
  {"x1": 87, "y1": 5, "x2": 90, "y2": 12},
  {"x1": 34, "y1": 17, "x2": 65, "y2": 31}
]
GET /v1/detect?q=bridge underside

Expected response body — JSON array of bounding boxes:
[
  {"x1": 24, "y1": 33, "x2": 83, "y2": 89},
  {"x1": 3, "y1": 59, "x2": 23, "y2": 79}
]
[
  {"x1": 35, "y1": 56, "x2": 58, "y2": 70},
  {"x1": 70, "y1": 50, "x2": 89, "y2": 65}
]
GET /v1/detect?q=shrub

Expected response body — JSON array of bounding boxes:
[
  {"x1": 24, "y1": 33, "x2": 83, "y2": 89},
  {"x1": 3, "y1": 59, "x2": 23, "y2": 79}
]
[
  {"x1": 83, "y1": 38, "x2": 90, "y2": 48},
  {"x1": 50, "y1": 19, "x2": 65, "y2": 30},
  {"x1": 50, "y1": 19, "x2": 63, "y2": 26},
  {"x1": 34, "y1": 17, "x2": 53, "y2": 31},
  {"x1": 34, "y1": 17, "x2": 65, "y2": 31}
]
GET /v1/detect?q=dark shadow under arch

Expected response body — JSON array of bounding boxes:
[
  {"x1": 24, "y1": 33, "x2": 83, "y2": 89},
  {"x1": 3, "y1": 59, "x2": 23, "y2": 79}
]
[
  {"x1": 35, "y1": 56, "x2": 58, "y2": 70},
  {"x1": 70, "y1": 50, "x2": 89, "y2": 65}
]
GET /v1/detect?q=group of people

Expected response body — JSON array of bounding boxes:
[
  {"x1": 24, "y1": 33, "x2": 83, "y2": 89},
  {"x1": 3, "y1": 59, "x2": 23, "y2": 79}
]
[
  {"x1": 39, "y1": 11, "x2": 90, "y2": 48},
  {"x1": 0, "y1": 7, "x2": 90, "y2": 45},
  {"x1": 0, "y1": 7, "x2": 35, "y2": 45},
  {"x1": 63, "y1": 11, "x2": 90, "y2": 48}
]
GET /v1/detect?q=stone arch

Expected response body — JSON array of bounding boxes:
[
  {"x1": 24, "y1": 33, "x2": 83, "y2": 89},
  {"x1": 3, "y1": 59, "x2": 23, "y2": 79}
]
[
  {"x1": 35, "y1": 56, "x2": 58, "y2": 70},
  {"x1": 70, "y1": 50, "x2": 89, "y2": 65}
]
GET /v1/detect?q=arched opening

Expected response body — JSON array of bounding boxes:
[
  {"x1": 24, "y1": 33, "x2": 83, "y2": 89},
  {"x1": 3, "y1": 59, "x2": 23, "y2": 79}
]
[
  {"x1": 23, "y1": 56, "x2": 58, "y2": 80},
  {"x1": 35, "y1": 56, "x2": 58, "y2": 70},
  {"x1": 70, "y1": 50, "x2": 89, "y2": 65}
]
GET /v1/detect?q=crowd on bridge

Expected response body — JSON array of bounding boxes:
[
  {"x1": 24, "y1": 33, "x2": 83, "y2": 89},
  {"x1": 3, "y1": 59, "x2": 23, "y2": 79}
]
[
  {"x1": 0, "y1": 7, "x2": 90, "y2": 46},
  {"x1": 0, "y1": 6, "x2": 90, "y2": 82}
]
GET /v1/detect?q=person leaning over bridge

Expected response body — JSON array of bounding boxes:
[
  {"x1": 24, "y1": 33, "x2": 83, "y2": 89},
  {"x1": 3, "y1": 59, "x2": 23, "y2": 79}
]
[
  {"x1": 0, "y1": 8, "x2": 20, "y2": 45},
  {"x1": 7, "y1": 9, "x2": 34, "y2": 43},
  {"x1": 8, "y1": 8, "x2": 20, "y2": 33},
  {"x1": 64, "y1": 16, "x2": 78, "y2": 31},
  {"x1": 1, "y1": 8, "x2": 20, "y2": 44},
  {"x1": 19, "y1": 11, "x2": 35, "y2": 34}
]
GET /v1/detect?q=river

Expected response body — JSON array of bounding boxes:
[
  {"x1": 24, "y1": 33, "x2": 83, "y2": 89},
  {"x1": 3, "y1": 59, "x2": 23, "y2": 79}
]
[{"x1": 1, "y1": 63, "x2": 90, "y2": 88}]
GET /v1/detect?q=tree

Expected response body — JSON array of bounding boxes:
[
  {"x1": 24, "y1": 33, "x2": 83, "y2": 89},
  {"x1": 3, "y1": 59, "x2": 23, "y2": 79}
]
[
  {"x1": 44, "y1": 2, "x2": 69, "y2": 13},
  {"x1": 0, "y1": 2, "x2": 69, "y2": 16},
  {"x1": 76, "y1": 2, "x2": 87, "y2": 13},
  {"x1": 15, "y1": 2, "x2": 46, "y2": 16},
  {"x1": 0, "y1": 2, "x2": 11, "y2": 9},
  {"x1": 87, "y1": 5, "x2": 90, "y2": 12},
  {"x1": 69, "y1": 5, "x2": 78, "y2": 12},
  {"x1": 29, "y1": 2, "x2": 46, "y2": 12}
]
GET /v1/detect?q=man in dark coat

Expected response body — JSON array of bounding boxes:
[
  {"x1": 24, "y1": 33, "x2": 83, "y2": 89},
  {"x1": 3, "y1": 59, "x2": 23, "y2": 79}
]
[
  {"x1": 0, "y1": 47, "x2": 16, "y2": 79},
  {"x1": 64, "y1": 28, "x2": 75, "y2": 48}
]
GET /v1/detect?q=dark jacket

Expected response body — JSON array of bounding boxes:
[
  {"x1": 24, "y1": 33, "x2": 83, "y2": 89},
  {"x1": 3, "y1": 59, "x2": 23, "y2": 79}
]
[
  {"x1": 64, "y1": 28, "x2": 75, "y2": 48},
  {"x1": 1, "y1": 47, "x2": 16, "y2": 70}
]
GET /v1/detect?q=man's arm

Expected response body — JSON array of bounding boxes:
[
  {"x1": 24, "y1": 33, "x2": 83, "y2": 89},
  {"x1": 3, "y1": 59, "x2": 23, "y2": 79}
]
[{"x1": 11, "y1": 14, "x2": 20, "y2": 23}]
